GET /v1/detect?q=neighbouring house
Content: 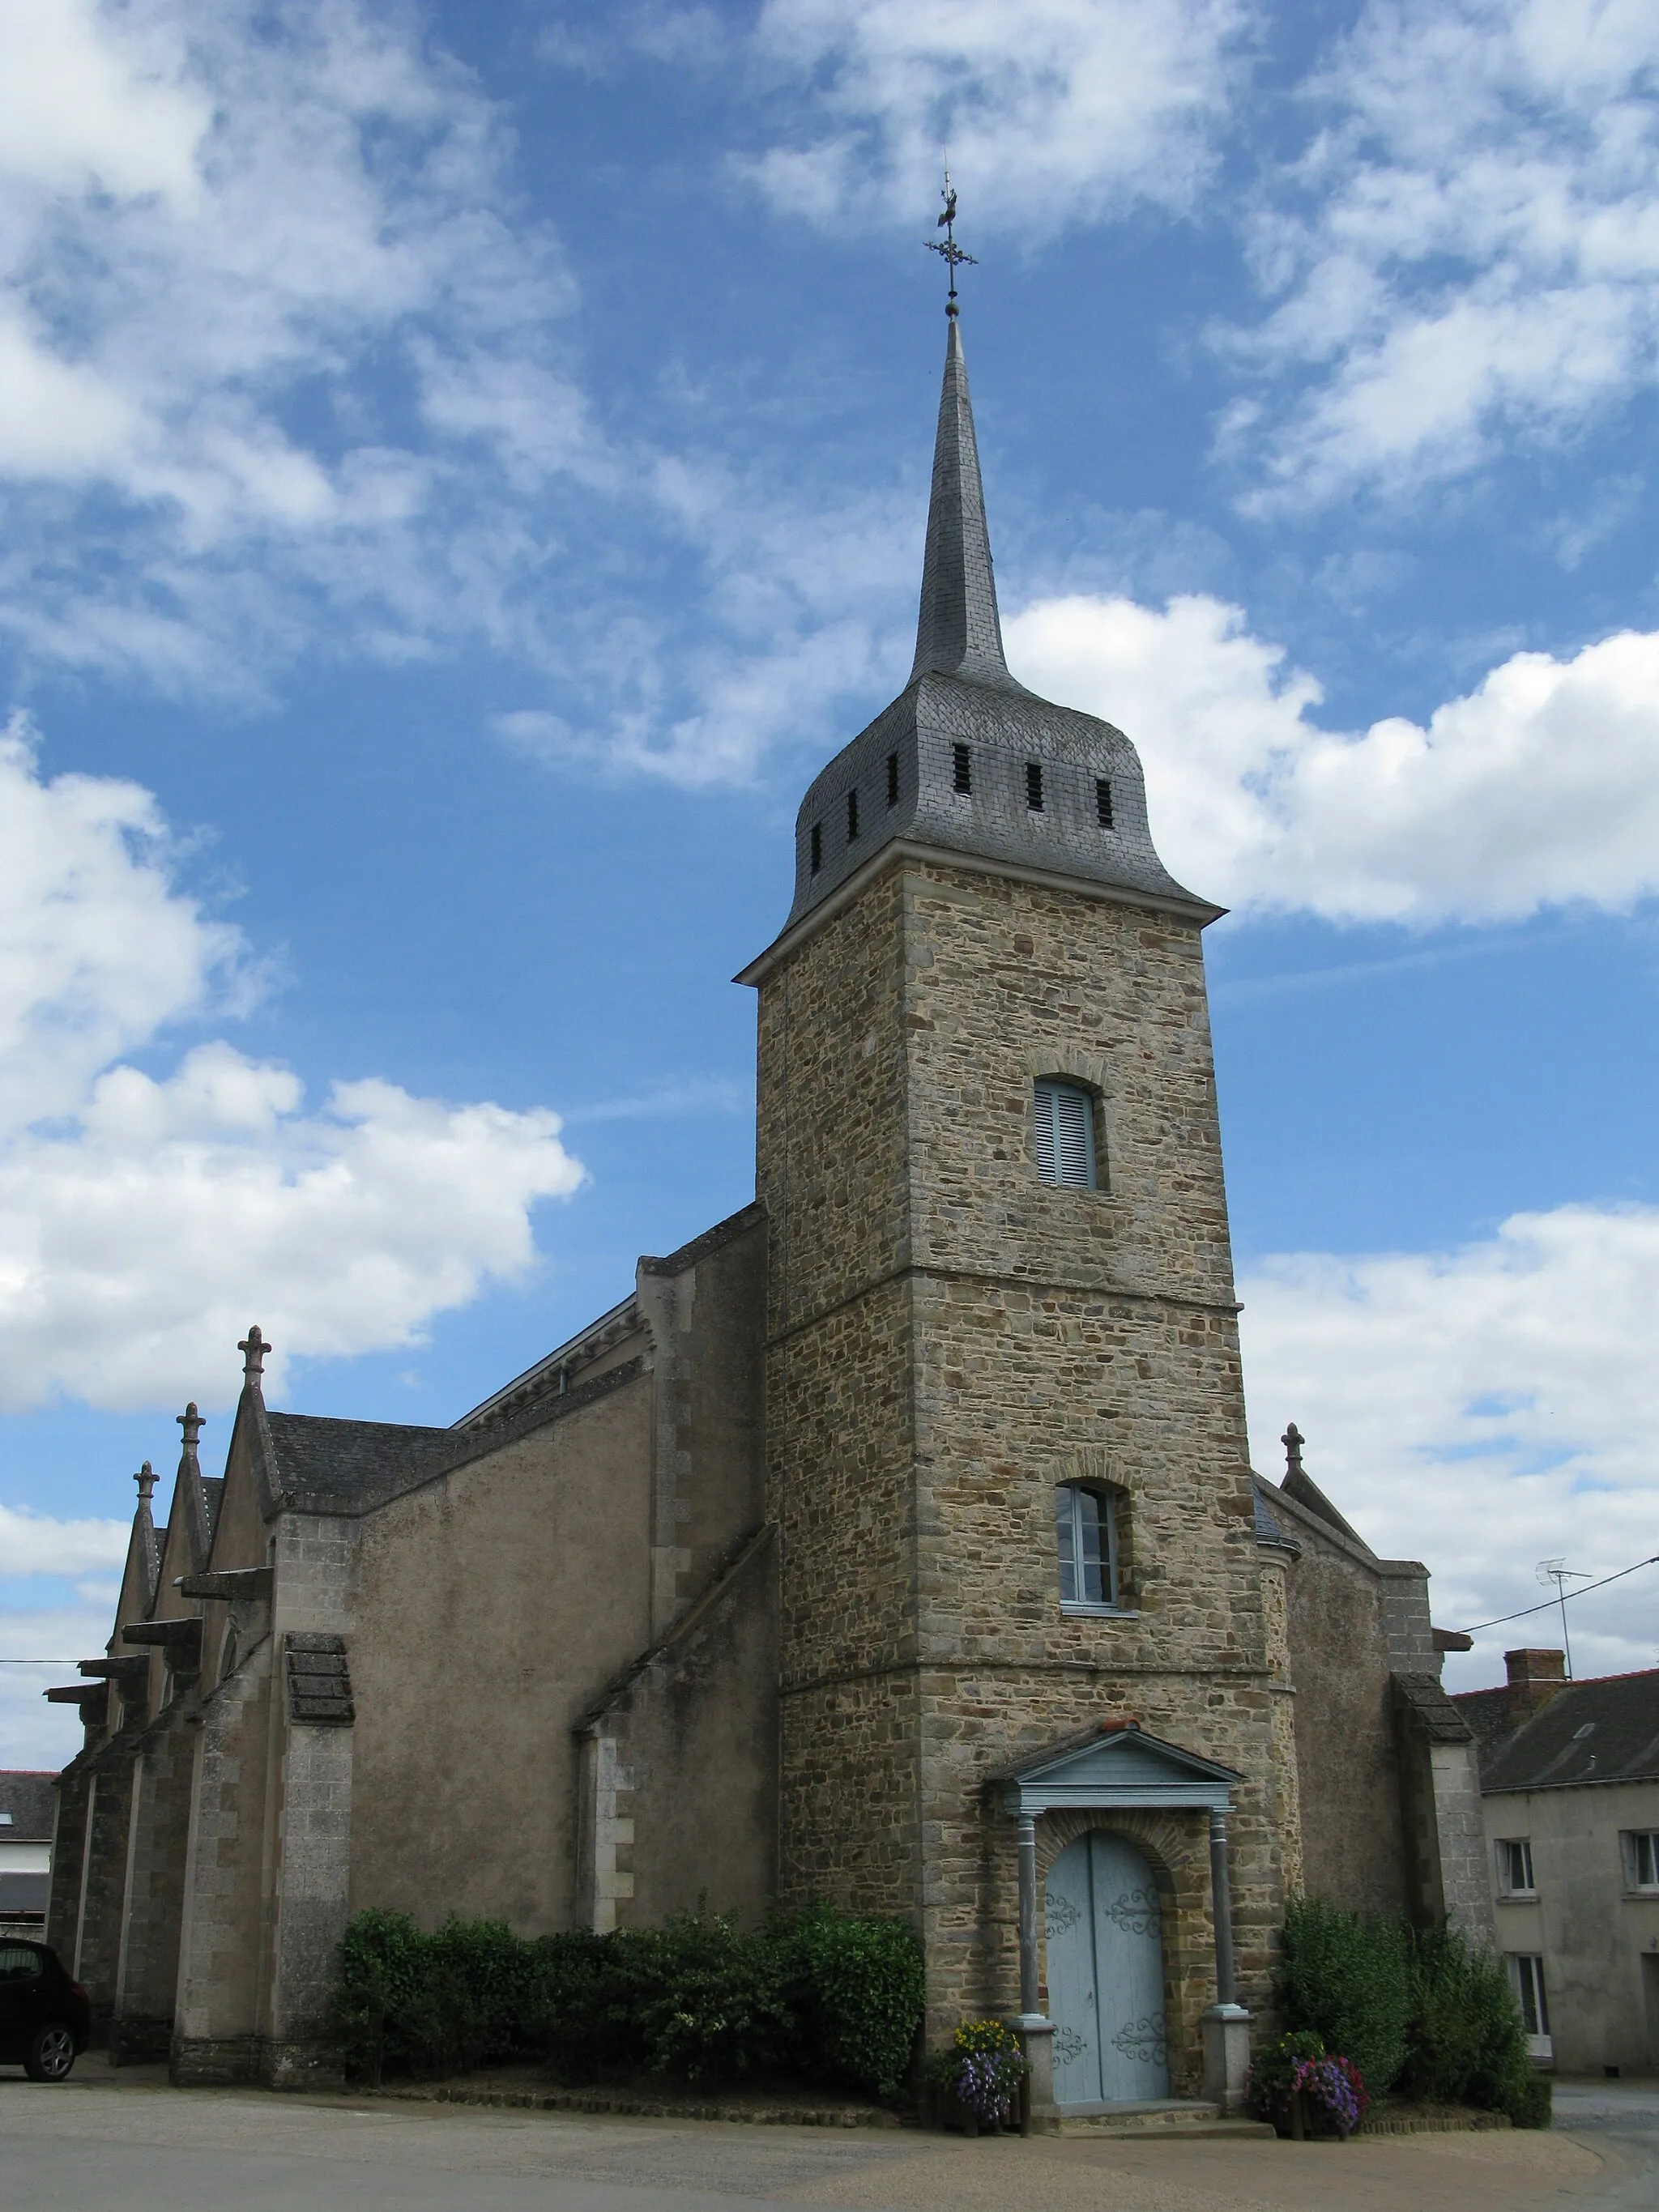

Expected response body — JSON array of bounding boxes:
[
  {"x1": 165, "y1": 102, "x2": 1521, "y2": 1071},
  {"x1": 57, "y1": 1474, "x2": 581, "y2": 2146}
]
[
  {"x1": 0, "y1": 1772, "x2": 56, "y2": 1935},
  {"x1": 45, "y1": 305, "x2": 1490, "y2": 2116},
  {"x1": 1456, "y1": 1652, "x2": 1659, "y2": 2076}
]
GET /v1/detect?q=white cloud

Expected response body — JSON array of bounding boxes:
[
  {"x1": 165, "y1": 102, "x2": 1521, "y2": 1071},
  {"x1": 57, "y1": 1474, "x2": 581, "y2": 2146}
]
[
  {"x1": 1228, "y1": 0, "x2": 1659, "y2": 501},
  {"x1": 0, "y1": 714, "x2": 244, "y2": 1133},
  {"x1": 745, "y1": 0, "x2": 1249, "y2": 231},
  {"x1": 0, "y1": 732, "x2": 585, "y2": 1415},
  {"x1": 0, "y1": 1604, "x2": 118, "y2": 1768},
  {"x1": 1239, "y1": 1202, "x2": 1659, "y2": 1686},
  {"x1": 0, "y1": 0, "x2": 598, "y2": 688},
  {"x1": 0, "y1": 1504, "x2": 129, "y2": 1578},
  {"x1": 1005, "y1": 592, "x2": 1659, "y2": 921}
]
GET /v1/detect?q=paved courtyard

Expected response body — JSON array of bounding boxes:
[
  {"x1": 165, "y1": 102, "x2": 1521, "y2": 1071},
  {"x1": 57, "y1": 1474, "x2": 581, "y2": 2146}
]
[{"x1": 2, "y1": 2071, "x2": 1654, "y2": 2212}]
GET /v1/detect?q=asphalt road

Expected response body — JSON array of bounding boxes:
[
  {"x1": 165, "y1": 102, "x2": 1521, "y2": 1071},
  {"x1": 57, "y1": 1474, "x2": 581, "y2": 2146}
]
[{"x1": 2, "y1": 2067, "x2": 1653, "y2": 2212}]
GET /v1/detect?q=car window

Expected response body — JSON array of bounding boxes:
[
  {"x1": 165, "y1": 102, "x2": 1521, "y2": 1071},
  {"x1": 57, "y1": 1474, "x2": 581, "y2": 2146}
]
[{"x1": 0, "y1": 1946, "x2": 44, "y2": 1982}]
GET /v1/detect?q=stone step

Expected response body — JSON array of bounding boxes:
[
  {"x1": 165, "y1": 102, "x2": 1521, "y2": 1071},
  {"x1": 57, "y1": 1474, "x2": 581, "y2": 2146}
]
[{"x1": 1048, "y1": 2099, "x2": 1275, "y2": 2140}]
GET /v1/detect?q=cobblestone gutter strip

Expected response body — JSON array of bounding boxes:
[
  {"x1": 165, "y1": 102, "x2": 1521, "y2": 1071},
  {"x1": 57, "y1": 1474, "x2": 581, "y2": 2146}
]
[
  {"x1": 1358, "y1": 2109, "x2": 1512, "y2": 2135},
  {"x1": 360, "y1": 2080, "x2": 905, "y2": 2129}
]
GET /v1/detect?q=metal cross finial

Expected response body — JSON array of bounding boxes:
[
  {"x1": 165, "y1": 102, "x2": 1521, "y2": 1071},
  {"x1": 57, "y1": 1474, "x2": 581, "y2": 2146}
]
[
  {"x1": 237, "y1": 1328, "x2": 270, "y2": 1385},
  {"x1": 1282, "y1": 1422, "x2": 1305, "y2": 1479},
  {"x1": 926, "y1": 166, "x2": 977, "y2": 317},
  {"x1": 134, "y1": 1461, "x2": 156, "y2": 1503}
]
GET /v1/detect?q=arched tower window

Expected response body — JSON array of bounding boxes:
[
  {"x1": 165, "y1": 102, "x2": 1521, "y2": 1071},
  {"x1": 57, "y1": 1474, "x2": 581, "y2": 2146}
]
[
  {"x1": 1056, "y1": 1483, "x2": 1121, "y2": 1609},
  {"x1": 1034, "y1": 1077, "x2": 1099, "y2": 1188}
]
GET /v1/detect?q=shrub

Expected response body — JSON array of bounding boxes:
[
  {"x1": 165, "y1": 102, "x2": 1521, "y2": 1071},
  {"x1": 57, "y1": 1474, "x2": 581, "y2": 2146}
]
[
  {"x1": 331, "y1": 1902, "x2": 923, "y2": 2098},
  {"x1": 1273, "y1": 1902, "x2": 1551, "y2": 2130},
  {"x1": 1402, "y1": 1922, "x2": 1546, "y2": 2128},
  {"x1": 775, "y1": 1904, "x2": 926, "y2": 2099},
  {"x1": 1275, "y1": 1897, "x2": 1412, "y2": 2096}
]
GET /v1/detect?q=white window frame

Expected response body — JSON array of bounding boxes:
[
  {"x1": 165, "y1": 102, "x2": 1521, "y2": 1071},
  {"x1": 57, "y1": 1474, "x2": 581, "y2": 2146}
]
[
  {"x1": 1621, "y1": 1830, "x2": 1659, "y2": 1892},
  {"x1": 1034, "y1": 1078, "x2": 1100, "y2": 1191},
  {"x1": 1496, "y1": 1836, "x2": 1536, "y2": 1897},
  {"x1": 1507, "y1": 1954, "x2": 1551, "y2": 2057},
  {"x1": 1056, "y1": 1483, "x2": 1128, "y2": 1614}
]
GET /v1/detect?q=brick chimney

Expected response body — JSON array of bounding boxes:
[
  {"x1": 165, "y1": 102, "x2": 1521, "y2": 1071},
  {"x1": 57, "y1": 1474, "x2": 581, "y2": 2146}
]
[{"x1": 1505, "y1": 1648, "x2": 1567, "y2": 1727}]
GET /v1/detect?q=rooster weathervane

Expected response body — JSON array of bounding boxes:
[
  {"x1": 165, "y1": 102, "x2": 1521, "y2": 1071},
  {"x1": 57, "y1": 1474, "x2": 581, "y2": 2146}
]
[{"x1": 926, "y1": 165, "x2": 977, "y2": 316}]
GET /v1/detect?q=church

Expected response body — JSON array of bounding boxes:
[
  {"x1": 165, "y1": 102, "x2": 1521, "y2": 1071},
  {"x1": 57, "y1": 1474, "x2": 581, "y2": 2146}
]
[{"x1": 45, "y1": 300, "x2": 1493, "y2": 2122}]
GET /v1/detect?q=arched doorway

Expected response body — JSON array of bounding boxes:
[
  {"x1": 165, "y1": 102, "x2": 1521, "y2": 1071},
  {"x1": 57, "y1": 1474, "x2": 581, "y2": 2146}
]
[{"x1": 1045, "y1": 1831, "x2": 1169, "y2": 2104}]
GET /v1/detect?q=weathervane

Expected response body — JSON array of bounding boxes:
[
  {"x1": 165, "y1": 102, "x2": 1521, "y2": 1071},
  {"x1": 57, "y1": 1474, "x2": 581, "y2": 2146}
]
[{"x1": 926, "y1": 165, "x2": 977, "y2": 317}]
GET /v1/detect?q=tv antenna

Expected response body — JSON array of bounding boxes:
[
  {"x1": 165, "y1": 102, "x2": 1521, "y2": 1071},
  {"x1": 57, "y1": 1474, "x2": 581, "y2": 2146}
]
[{"x1": 1535, "y1": 1559, "x2": 1591, "y2": 1678}]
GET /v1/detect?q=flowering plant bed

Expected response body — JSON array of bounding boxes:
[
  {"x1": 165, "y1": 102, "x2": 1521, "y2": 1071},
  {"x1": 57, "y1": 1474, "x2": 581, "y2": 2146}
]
[
  {"x1": 925, "y1": 2019, "x2": 1028, "y2": 2135},
  {"x1": 1247, "y1": 2031, "x2": 1368, "y2": 2139}
]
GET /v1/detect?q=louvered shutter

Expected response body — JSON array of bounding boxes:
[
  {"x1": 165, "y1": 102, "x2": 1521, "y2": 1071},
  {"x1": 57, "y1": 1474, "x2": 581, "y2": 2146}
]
[{"x1": 1034, "y1": 1080, "x2": 1096, "y2": 1188}]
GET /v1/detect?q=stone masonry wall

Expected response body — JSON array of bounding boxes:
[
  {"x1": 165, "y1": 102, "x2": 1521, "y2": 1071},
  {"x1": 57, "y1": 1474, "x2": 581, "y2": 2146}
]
[
  {"x1": 112, "y1": 1710, "x2": 197, "y2": 2062},
  {"x1": 754, "y1": 851, "x2": 1288, "y2": 2045}
]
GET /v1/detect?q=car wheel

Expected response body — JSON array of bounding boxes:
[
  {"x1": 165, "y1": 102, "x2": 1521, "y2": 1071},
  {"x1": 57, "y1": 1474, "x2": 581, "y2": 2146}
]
[{"x1": 24, "y1": 2020, "x2": 78, "y2": 2082}]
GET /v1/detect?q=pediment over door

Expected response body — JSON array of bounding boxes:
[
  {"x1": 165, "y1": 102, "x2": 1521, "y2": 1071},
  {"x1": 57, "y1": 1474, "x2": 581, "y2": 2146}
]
[{"x1": 998, "y1": 1723, "x2": 1238, "y2": 1817}]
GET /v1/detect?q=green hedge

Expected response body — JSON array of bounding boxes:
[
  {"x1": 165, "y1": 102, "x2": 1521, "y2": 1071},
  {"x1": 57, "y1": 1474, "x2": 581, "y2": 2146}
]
[
  {"x1": 1276, "y1": 1899, "x2": 1550, "y2": 2128},
  {"x1": 331, "y1": 1903, "x2": 923, "y2": 2099}
]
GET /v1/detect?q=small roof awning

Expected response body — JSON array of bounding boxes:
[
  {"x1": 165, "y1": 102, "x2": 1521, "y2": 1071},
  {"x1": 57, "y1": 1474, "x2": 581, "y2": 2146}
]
[{"x1": 998, "y1": 1721, "x2": 1239, "y2": 1818}]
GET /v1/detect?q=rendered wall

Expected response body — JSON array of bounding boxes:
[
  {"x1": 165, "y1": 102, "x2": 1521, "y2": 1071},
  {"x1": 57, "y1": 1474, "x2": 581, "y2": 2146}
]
[
  {"x1": 1482, "y1": 1779, "x2": 1659, "y2": 2074},
  {"x1": 348, "y1": 1374, "x2": 655, "y2": 1933}
]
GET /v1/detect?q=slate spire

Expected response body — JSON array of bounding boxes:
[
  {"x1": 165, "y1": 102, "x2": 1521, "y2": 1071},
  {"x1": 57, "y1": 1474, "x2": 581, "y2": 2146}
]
[{"x1": 909, "y1": 317, "x2": 1017, "y2": 691}]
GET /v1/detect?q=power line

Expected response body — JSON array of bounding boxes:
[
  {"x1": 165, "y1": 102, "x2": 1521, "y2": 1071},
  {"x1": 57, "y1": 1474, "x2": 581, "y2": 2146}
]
[{"x1": 1456, "y1": 1554, "x2": 1659, "y2": 1637}]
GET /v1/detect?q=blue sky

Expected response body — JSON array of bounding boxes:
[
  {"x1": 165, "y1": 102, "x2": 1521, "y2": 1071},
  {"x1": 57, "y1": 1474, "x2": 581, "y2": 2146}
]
[{"x1": 3, "y1": 0, "x2": 1658, "y2": 1764}]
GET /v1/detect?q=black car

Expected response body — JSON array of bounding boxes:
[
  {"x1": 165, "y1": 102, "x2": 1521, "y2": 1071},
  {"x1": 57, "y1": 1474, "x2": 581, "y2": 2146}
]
[{"x1": 0, "y1": 1940, "x2": 91, "y2": 2080}]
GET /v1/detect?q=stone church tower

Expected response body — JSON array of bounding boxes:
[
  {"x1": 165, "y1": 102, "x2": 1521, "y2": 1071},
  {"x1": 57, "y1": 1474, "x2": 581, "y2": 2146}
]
[{"x1": 740, "y1": 312, "x2": 1295, "y2": 2091}]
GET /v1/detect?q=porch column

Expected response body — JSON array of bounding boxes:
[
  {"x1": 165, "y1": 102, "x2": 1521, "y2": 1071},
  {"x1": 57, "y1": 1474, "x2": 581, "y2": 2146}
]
[
  {"x1": 1011, "y1": 1811, "x2": 1056, "y2": 2133},
  {"x1": 1017, "y1": 1814, "x2": 1039, "y2": 2014},
  {"x1": 1203, "y1": 1804, "x2": 1252, "y2": 2112},
  {"x1": 1208, "y1": 1807, "x2": 1237, "y2": 2006}
]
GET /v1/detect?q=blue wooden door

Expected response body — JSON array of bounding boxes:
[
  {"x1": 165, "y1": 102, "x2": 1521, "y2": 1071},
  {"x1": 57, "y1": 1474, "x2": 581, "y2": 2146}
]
[{"x1": 1044, "y1": 1832, "x2": 1169, "y2": 2105}]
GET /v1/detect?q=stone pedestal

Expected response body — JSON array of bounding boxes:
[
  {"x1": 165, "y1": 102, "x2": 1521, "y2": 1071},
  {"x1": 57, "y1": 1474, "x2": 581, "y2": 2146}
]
[
  {"x1": 1013, "y1": 2014, "x2": 1058, "y2": 2134},
  {"x1": 1202, "y1": 2002, "x2": 1252, "y2": 2113}
]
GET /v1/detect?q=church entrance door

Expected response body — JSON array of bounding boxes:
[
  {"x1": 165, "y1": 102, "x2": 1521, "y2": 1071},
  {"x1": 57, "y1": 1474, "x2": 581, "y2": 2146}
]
[{"x1": 1044, "y1": 1831, "x2": 1169, "y2": 2105}]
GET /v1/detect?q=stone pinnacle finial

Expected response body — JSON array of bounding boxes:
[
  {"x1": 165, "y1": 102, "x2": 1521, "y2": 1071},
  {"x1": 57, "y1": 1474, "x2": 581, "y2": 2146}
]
[
  {"x1": 177, "y1": 1402, "x2": 204, "y2": 1455},
  {"x1": 237, "y1": 1327, "x2": 270, "y2": 1386},
  {"x1": 1282, "y1": 1422, "x2": 1305, "y2": 1480},
  {"x1": 134, "y1": 1461, "x2": 156, "y2": 1503}
]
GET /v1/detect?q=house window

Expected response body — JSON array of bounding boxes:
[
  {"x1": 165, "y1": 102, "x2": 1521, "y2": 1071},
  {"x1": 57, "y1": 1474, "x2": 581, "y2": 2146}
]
[
  {"x1": 1622, "y1": 1831, "x2": 1659, "y2": 1890},
  {"x1": 1034, "y1": 1078, "x2": 1098, "y2": 1188},
  {"x1": 1497, "y1": 1838, "x2": 1536, "y2": 1896},
  {"x1": 847, "y1": 789, "x2": 859, "y2": 842},
  {"x1": 1026, "y1": 761, "x2": 1044, "y2": 810},
  {"x1": 1056, "y1": 1484, "x2": 1120, "y2": 1609},
  {"x1": 953, "y1": 742, "x2": 971, "y2": 794},
  {"x1": 887, "y1": 752, "x2": 900, "y2": 807},
  {"x1": 810, "y1": 822, "x2": 821, "y2": 874},
  {"x1": 1096, "y1": 777, "x2": 1114, "y2": 828},
  {"x1": 1508, "y1": 1954, "x2": 1550, "y2": 2040}
]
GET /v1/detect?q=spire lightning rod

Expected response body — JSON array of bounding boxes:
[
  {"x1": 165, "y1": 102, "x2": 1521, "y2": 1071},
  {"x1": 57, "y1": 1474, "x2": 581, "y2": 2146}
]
[{"x1": 926, "y1": 165, "x2": 977, "y2": 317}]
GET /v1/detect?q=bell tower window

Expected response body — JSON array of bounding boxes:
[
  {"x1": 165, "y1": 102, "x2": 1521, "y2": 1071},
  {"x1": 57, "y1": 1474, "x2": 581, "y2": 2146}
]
[
  {"x1": 1034, "y1": 1077, "x2": 1099, "y2": 1189},
  {"x1": 1057, "y1": 1484, "x2": 1120, "y2": 1609}
]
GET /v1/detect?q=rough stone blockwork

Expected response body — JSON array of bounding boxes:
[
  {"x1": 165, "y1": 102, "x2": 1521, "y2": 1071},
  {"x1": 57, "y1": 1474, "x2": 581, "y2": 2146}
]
[{"x1": 756, "y1": 850, "x2": 1288, "y2": 2066}]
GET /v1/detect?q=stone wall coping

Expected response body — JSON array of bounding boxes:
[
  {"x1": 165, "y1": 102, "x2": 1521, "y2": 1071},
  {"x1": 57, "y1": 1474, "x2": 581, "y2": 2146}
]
[{"x1": 736, "y1": 838, "x2": 1222, "y2": 988}]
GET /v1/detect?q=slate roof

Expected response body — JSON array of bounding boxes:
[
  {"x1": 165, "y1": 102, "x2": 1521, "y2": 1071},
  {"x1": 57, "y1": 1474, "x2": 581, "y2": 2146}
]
[
  {"x1": 1252, "y1": 1478, "x2": 1301, "y2": 1552},
  {"x1": 0, "y1": 1772, "x2": 58, "y2": 1839},
  {"x1": 1466, "y1": 1669, "x2": 1659, "y2": 1793},
  {"x1": 264, "y1": 1412, "x2": 454, "y2": 1511},
  {"x1": 1453, "y1": 1685, "x2": 1519, "y2": 1775},
  {"x1": 768, "y1": 320, "x2": 1211, "y2": 942}
]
